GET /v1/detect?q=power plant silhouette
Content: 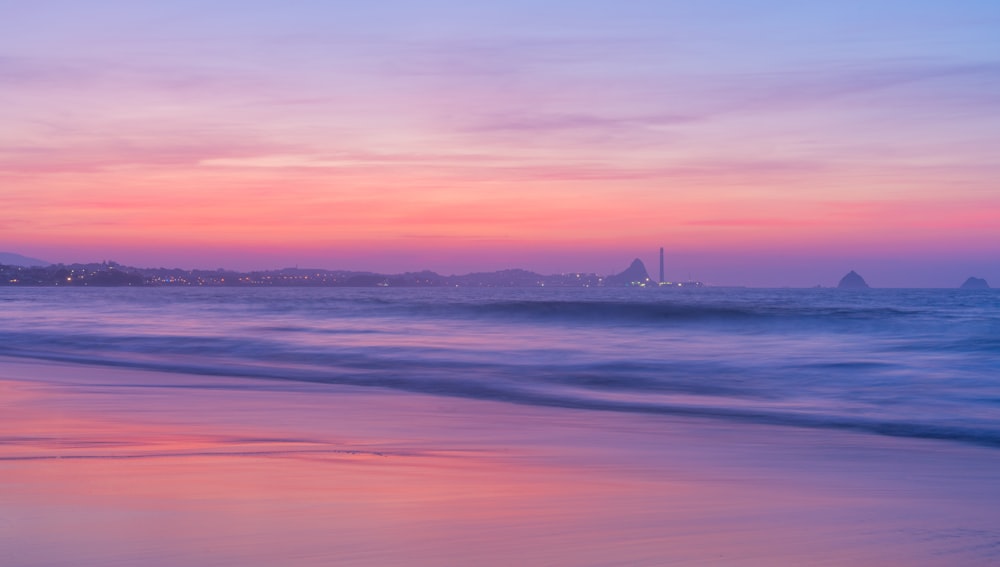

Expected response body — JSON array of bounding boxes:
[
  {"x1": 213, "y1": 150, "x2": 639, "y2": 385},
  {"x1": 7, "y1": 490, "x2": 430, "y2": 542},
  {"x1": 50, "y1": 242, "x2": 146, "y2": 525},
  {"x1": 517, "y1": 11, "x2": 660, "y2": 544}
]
[{"x1": 605, "y1": 248, "x2": 703, "y2": 287}]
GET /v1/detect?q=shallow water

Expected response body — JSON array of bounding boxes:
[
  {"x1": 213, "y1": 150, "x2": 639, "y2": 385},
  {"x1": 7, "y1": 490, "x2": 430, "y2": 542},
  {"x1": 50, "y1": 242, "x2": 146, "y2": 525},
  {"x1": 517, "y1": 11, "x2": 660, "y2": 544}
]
[{"x1": 3, "y1": 358, "x2": 1000, "y2": 566}]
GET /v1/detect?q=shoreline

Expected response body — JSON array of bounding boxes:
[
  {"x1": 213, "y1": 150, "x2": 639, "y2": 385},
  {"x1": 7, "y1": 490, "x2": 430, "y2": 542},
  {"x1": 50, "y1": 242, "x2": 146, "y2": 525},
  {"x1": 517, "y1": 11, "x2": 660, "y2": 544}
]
[{"x1": 3, "y1": 356, "x2": 1000, "y2": 565}]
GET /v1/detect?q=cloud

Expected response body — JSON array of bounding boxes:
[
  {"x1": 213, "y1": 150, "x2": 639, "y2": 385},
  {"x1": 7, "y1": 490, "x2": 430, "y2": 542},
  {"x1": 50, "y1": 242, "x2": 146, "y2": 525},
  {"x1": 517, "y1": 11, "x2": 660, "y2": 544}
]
[
  {"x1": 0, "y1": 53, "x2": 266, "y2": 96},
  {"x1": 0, "y1": 139, "x2": 302, "y2": 174},
  {"x1": 681, "y1": 218, "x2": 817, "y2": 228},
  {"x1": 0, "y1": 55, "x2": 97, "y2": 86},
  {"x1": 373, "y1": 36, "x2": 639, "y2": 77},
  {"x1": 467, "y1": 112, "x2": 698, "y2": 133},
  {"x1": 681, "y1": 59, "x2": 1000, "y2": 118},
  {"x1": 199, "y1": 150, "x2": 515, "y2": 169}
]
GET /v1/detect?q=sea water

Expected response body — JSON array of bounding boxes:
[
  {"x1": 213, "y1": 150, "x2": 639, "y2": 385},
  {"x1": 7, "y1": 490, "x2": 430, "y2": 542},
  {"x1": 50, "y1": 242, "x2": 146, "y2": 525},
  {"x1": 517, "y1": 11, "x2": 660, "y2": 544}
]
[{"x1": 2, "y1": 286, "x2": 998, "y2": 448}]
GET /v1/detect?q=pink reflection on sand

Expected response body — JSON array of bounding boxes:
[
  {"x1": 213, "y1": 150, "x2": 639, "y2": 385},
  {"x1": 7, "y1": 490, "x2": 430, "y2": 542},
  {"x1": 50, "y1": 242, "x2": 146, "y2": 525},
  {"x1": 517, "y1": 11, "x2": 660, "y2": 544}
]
[{"x1": 3, "y1": 358, "x2": 1000, "y2": 566}]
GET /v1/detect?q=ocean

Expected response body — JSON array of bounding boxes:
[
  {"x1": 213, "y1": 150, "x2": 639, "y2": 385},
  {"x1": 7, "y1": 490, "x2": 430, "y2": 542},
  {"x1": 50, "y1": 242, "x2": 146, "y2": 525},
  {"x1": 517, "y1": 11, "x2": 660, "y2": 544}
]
[
  {"x1": 4, "y1": 286, "x2": 1000, "y2": 565},
  {"x1": 2, "y1": 286, "x2": 998, "y2": 447}
]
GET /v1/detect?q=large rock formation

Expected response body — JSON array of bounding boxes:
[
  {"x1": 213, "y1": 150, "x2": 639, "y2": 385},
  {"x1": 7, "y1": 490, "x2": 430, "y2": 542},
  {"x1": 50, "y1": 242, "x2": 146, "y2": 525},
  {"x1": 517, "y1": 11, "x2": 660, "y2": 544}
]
[
  {"x1": 604, "y1": 258, "x2": 652, "y2": 286},
  {"x1": 960, "y1": 277, "x2": 990, "y2": 289},
  {"x1": 837, "y1": 270, "x2": 869, "y2": 289}
]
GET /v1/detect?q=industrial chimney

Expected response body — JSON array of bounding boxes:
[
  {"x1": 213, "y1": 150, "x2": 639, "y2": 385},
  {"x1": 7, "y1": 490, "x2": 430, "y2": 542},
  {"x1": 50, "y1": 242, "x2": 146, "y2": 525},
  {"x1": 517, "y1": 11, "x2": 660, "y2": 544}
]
[{"x1": 659, "y1": 247, "x2": 664, "y2": 284}]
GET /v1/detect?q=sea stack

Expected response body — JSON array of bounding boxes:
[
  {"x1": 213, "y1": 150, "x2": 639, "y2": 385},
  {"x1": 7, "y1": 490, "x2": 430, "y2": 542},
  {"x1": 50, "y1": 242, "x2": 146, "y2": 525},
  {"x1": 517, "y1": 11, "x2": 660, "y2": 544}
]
[
  {"x1": 605, "y1": 258, "x2": 652, "y2": 286},
  {"x1": 960, "y1": 277, "x2": 990, "y2": 289},
  {"x1": 837, "y1": 270, "x2": 869, "y2": 289}
]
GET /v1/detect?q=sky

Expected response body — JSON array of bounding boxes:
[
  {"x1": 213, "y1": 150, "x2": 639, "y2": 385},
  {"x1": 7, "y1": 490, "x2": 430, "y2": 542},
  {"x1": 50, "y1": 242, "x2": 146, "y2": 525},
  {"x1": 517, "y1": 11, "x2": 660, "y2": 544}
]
[{"x1": 2, "y1": 1, "x2": 998, "y2": 286}]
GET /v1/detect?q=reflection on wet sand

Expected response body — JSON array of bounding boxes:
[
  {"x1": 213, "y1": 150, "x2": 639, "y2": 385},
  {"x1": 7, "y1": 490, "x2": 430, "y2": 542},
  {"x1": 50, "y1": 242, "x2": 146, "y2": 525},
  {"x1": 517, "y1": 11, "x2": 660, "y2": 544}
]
[{"x1": 3, "y1": 358, "x2": 1000, "y2": 566}]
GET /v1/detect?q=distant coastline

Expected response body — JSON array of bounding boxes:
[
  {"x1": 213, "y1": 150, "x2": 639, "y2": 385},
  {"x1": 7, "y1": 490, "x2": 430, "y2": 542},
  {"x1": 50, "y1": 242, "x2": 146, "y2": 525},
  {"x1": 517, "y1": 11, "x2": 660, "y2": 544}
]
[
  {"x1": 0, "y1": 256, "x2": 990, "y2": 289},
  {"x1": 0, "y1": 258, "x2": 703, "y2": 288}
]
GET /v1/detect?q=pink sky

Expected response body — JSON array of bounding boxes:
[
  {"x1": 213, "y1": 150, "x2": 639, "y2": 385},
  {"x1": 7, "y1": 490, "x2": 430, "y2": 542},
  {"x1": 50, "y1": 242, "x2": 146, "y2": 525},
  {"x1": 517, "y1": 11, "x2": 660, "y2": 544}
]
[{"x1": 2, "y1": 1, "x2": 998, "y2": 286}]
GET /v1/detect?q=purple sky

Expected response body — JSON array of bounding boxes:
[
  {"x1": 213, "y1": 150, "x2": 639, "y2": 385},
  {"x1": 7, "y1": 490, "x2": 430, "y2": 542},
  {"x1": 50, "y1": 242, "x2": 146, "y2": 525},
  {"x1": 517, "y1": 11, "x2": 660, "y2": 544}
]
[{"x1": 2, "y1": 1, "x2": 999, "y2": 286}]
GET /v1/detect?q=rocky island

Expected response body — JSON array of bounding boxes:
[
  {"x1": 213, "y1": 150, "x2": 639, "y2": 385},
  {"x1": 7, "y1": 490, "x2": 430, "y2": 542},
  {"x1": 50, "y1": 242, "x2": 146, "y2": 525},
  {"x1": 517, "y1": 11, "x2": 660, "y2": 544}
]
[
  {"x1": 960, "y1": 277, "x2": 990, "y2": 289},
  {"x1": 837, "y1": 270, "x2": 870, "y2": 289}
]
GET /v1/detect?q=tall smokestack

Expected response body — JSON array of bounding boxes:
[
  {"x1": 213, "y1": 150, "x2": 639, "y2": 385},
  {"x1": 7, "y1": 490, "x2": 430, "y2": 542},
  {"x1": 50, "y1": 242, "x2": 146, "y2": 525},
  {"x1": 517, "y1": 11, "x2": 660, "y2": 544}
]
[{"x1": 659, "y1": 247, "x2": 664, "y2": 284}]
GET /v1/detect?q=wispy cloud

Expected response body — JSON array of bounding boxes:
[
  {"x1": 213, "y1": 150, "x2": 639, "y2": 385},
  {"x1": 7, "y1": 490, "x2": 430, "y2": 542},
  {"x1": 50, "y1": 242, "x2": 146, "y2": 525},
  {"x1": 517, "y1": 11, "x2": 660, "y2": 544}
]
[
  {"x1": 0, "y1": 54, "x2": 264, "y2": 94},
  {"x1": 0, "y1": 55, "x2": 98, "y2": 86},
  {"x1": 674, "y1": 59, "x2": 1000, "y2": 119},
  {"x1": 0, "y1": 139, "x2": 301, "y2": 173},
  {"x1": 373, "y1": 36, "x2": 640, "y2": 77},
  {"x1": 467, "y1": 112, "x2": 698, "y2": 133},
  {"x1": 199, "y1": 150, "x2": 521, "y2": 169}
]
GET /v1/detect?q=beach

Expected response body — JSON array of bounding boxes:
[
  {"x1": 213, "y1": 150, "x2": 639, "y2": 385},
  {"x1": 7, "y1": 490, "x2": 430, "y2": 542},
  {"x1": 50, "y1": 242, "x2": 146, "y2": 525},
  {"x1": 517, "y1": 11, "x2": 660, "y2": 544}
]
[
  {"x1": 6, "y1": 0, "x2": 999, "y2": 562},
  {"x1": 4, "y1": 355, "x2": 1000, "y2": 566}
]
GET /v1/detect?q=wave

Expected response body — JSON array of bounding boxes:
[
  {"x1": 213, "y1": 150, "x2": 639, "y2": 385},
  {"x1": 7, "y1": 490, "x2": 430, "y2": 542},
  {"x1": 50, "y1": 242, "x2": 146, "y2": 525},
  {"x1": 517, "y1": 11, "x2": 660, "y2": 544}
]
[
  {"x1": 402, "y1": 299, "x2": 928, "y2": 328},
  {"x1": 3, "y1": 337, "x2": 999, "y2": 450},
  {"x1": 2, "y1": 287, "x2": 998, "y2": 450}
]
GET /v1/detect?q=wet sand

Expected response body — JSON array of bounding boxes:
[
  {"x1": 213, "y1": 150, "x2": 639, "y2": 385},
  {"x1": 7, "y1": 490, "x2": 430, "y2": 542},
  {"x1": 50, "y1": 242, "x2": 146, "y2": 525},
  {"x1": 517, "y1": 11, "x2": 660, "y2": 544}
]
[{"x1": 2, "y1": 356, "x2": 1000, "y2": 566}]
